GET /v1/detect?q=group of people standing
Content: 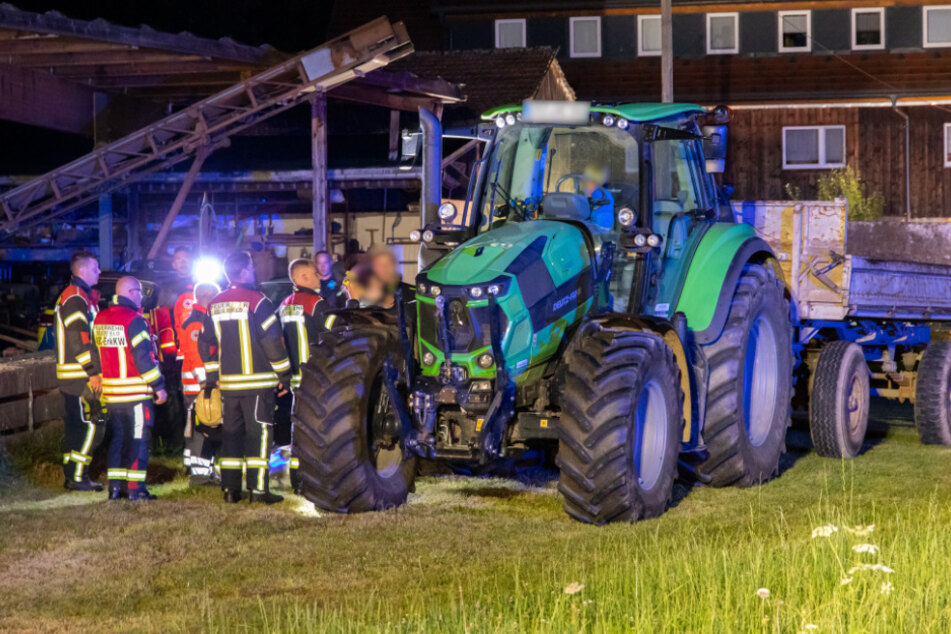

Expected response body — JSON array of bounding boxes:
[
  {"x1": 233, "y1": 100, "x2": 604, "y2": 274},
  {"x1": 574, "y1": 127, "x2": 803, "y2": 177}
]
[{"x1": 54, "y1": 243, "x2": 408, "y2": 503}]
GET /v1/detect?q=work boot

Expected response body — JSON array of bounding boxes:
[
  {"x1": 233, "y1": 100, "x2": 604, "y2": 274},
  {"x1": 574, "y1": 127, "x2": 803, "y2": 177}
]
[
  {"x1": 128, "y1": 487, "x2": 157, "y2": 501},
  {"x1": 223, "y1": 489, "x2": 242, "y2": 504},
  {"x1": 248, "y1": 490, "x2": 284, "y2": 505},
  {"x1": 64, "y1": 477, "x2": 105, "y2": 492},
  {"x1": 108, "y1": 486, "x2": 128, "y2": 501}
]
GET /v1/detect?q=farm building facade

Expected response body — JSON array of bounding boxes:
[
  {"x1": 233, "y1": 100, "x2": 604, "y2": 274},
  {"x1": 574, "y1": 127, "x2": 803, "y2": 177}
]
[{"x1": 331, "y1": 0, "x2": 951, "y2": 217}]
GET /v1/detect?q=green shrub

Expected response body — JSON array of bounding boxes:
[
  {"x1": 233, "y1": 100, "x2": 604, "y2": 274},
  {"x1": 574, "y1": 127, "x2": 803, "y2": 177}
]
[{"x1": 817, "y1": 167, "x2": 885, "y2": 221}]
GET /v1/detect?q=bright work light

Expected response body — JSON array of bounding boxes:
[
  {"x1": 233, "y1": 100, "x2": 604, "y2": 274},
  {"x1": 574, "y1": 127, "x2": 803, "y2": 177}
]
[{"x1": 193, "y1": 256, "x2": 224, "y2": 285}]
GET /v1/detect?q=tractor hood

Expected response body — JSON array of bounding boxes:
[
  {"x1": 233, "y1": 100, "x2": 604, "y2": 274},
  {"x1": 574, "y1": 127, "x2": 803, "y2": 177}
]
[{"x1": 423, "y1": 220, "x2": 591, "y2": 288}]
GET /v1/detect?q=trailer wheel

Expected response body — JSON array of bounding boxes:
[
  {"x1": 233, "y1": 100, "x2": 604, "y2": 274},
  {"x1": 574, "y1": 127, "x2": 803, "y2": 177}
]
[
  {"x1": 914, "y1": 342, "x2": 951, "y2": 446},
  {"x1": 293, "y1": 326, "x2": 417, "y2": 513},
  {"x1": 810, "y1": 341, "x2": 869, "y2": 458},
  {"x1": 557, "y1": 324, "x2": 683, "y2": 525},
  {"x1": 696, "y1": 263, "x2": 792, "y2": 487}
]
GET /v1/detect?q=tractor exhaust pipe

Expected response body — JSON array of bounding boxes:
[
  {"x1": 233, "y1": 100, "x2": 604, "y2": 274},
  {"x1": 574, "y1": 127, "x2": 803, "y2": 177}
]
[{"x1": 418, "y1": 107, "x2": 442, "y2": 228}]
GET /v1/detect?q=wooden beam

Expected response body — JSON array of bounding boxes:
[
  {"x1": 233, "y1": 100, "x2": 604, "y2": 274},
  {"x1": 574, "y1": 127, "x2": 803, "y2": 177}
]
[
  {"x1": 359, "y1": 69, "x2": 465, "y2": 102},
  {"x1": 0, "y1": 63, "x2": 99, "y2": 134},
  {"x1": 311, "y1": 93, "x2": 328, "y2": 254},
  {"x1": 331, "y1": 83, "x2": 438, "y2": 112},
  {"x1": 146, "y1": 147, "x2": 210, "y2": 259}
]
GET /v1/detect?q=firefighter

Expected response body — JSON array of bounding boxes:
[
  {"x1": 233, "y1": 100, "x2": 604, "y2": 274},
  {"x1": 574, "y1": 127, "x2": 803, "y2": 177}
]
[
  {"x1": 180, "y1": 281, "x2": 221, "y2": 485},
  {"x1": 93, "y1": 276, "x2": 168, "y2": 500},
  {"x1": 277, "y1": 259, "x2": 324, "y2": 493},
  {"x1": 199, "y1": 251, "x2": 292, "y2": 504},
  {"x1": 55, "y1": 251, "x2": 104, "y2": 491}
]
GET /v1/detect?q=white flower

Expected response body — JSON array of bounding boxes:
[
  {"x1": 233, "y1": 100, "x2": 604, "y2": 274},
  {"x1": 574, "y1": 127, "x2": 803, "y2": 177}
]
[
  {"x1": 851, "y1": 544, "x2": 879, "y2": 555},
  {"x1": 811, "y1": 525, "x2": 839, "y2": 538},
  {"x1": 756, "y1": 587, "x2": 770, "y2": 599},
  {"x1": 840, "y1": 577, "x2": 853, "y2": 585},
  {"x1": 563, "y1": 582, "x2": 584, "y2": 595},
  {"x1": 881, "y1": 581, "x2": 894, "y2": 595},
  {"x1": 843, "y1": 525, "x2": 875, "y2": 536},
  {"x1": 847, "y1": 563, "x2": 894, "y2": 574}
]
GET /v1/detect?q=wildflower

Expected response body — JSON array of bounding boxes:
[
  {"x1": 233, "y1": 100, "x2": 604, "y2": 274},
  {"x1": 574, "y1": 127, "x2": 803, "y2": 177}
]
[
  {"x1": 851, "y1": 544, "x2": 879, "y2": 555},
  {"x1": 811, "y1": 525, "x2": 838, "y2": 538},
  {"x1": 756, "y1": 588, "x2": 770, "y2": 599},
  {"x1": 840, "y1": 577, "x2": 853, "y2": 586},
  {"x1": 847, "y1": 563, "x2": 894, "y2": 574},
  {"x1": 564, "y1": 582, "x2": 584, "y2": 595},
  {"x1": 843, "y1": 525, "x2": 875, "y2": 536},
  {"x1": 881, "y1": 581, "x2": 894, "y2": 595}
]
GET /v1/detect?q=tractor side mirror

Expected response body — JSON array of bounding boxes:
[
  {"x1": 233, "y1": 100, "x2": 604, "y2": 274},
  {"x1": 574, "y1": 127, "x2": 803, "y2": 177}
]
[{"x1": 702, "y1": 125, "x2": 727, "y2": 174}]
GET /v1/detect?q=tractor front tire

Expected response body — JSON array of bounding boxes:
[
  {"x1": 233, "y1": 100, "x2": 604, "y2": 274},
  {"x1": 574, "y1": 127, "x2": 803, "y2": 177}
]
[
  {"x1": 914, "y1": 341, "x2": 951, "y2": 446},
  {"x1": 293, "y1": 326, "x2": 417, "y2": 513},
  {"x1": 810, "y1": 341, "x2": 869, "y2": 458},
  {"x1": 558, "y1": 325, "x2": 683, "y2": 525},
  {"x1": 697, "y1": 263, "x2": 792, "y2": 487}
]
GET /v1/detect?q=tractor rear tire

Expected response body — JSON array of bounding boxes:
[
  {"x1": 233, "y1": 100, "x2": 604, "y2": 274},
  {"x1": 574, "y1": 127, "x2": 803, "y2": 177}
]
[
  {"x1": 810, "y1": 341, "x2": 869, "y2": 458},
  {"x1": 557, "y1": 324, "x2": 683, "y2": 525},
  {"x1": 697, "y1": 263, "x2": 792, "y2": 487},
  {"x1": 293, "y1": 326, "x2": 417, "y2": 513},
  {"x1": 914, "y1": 342, "x2": 951, "y2": 446}
]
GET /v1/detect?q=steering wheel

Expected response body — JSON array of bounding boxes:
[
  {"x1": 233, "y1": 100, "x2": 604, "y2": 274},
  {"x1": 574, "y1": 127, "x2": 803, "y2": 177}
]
[{"x1": 555, "y1": 174, "x2": 610, "y2": 209}]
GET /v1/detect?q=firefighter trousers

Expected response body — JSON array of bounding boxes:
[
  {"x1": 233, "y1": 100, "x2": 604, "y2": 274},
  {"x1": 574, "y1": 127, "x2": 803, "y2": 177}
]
[
  {"x1": 220, "y1": 390, "x2": 275, "y2": 492},
  {"x1": 62, "y1": 392, "x2": 105, "y2": 483},
  {"x1": 184, "y1": 394, "x2": 222, "y2": 478},
  {"x1": 106, "y1": 401, "x2": 154, "y2": 492}
]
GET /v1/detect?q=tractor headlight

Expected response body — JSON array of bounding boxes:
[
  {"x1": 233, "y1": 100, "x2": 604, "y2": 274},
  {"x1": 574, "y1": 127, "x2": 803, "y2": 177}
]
[
  {"x1": 504, "y1": 113, "x2": 516, "y2": 126},
  {"x1": 422, "y1": 229, "x2": 435, "y2": 243},
  {"x1": 410, "y1": 229, "x2": 421, "y2": 242},
  {"x1": 617, "y1": 118, "x2": 629, "y2": 130},
  {"x1": 647, "y1": 234, "x2": 662, "y2": 248},
  {"x1": 438, "y1": 202, "x2": 457, "y2": 221},
  {"x1": 602, "y1": 114, "x2": 615, "y2": 127},
  {"x1": 430, "y1": 285, "x2": 441, "y2": 296},
  {"x1": 633, "y1": 233, "x2": 647, "y2": 247},
  {"x1": 487, "y1": 284, "x2": 501, "y2": 296},
  {"x1": 617, "y1": 207, "x2": 635, "y2": 227},
  {"x1": 469, "y1": 286, "x2": 483, "y2": 298},
  {"x1": 422, "y1": 351, "x2": 436, "y2": 366},
  {"x1": 417, "y1": 282, "x2": 427, "y2": 294},
  {"x1": 477, "y1": 353, "x2": 494, "y2": 369},
  {"x1": 495, "y1": 116, "x2": 506, "y2": 128}
]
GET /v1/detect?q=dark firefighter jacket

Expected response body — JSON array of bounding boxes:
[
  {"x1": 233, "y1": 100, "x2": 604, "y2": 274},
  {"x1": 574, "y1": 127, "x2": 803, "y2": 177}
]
[{"x1": 54, "y1": 276, "x2": 102, "y2": 396}]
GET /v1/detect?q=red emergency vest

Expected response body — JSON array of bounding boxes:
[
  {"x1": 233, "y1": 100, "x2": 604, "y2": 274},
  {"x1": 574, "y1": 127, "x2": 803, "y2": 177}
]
[
  {"x1": 173, "y1": 290, "x2": 196, "y2": 361},
  {"x1": 180, "y1": 304, "x2": 211, "y2": 395},
  {"x1": 94, "y1": 299, "x2": 164, "y2": 405}
]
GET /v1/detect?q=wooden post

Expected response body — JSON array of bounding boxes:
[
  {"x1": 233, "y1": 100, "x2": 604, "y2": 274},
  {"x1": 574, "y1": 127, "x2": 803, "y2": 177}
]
[
  {"x1": 311, "y1": 92, "x2": 329, "y2": 255},
  {"x1": 146, "y1": 146, "x2": 210, "y2": 260},
  {"x1": 661, "y1": 0, "x2": 674, "y2": 103},
  {"x1": 98, "y1": 194, "x2": 113, "y2": 270}
]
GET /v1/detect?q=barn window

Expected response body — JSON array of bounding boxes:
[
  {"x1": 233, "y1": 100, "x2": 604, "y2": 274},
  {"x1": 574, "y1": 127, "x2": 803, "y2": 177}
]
[
  {"x1": 924, "y1": 6, "x2": 951, "y2": 47},
  {"x1": 782, "y1": 126, "x2": 846, "y2": 169},
  {"x1": 944, "y1": 124, "x2": 951, "y2": 167},
  {"x1": 638, "y1": 15, "x2": 662, "y2": 56},
  {"x1": 852, "y1": 8, "x2": 885, "y2": 50},
  {"x1": 495, "y1": 20, "x2": 526, "y2": 48},
  {"x1": 778, "y1": 10, "x2": 811, "y2": 52},
  {"x1": 707, "y1": 13, "x2": 739, "y2": 54},
  {"x1": 569, "y1": 16, "x2": 601, "y2": 57}
]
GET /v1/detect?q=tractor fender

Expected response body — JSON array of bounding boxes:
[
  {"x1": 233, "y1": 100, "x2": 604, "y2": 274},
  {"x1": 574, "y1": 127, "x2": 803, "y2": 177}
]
[
  {"x1": 576, "y1": 314, "x2": 695, "y2": 444},
  {"x1": 675, "y1": 223, "x2": 778, "y2": 345}
]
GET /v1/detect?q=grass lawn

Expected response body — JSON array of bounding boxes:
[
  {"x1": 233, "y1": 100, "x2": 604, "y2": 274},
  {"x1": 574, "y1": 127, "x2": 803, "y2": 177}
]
[{"x1": 2, "y1": 402, "x2": 951, "y2": 633}]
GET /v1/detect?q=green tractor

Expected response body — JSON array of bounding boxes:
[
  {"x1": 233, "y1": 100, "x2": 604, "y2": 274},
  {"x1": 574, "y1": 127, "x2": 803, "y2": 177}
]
[{"x1": 293, "y1": 101, "x2": 792, "y2": 524}]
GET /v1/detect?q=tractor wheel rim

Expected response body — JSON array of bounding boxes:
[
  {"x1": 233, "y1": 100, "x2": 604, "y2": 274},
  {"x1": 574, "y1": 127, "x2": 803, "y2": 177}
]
[
  {"x1": 744, "y1": 314, "x2": 780, "y2": 447},
  {"x1": 370, "y1": 383, "x2": 403, "y2": 479},
  {"x1": 635, "y1": 379, "x2": 668, "y2": 490},
  {"x1": 847, "y1": 373, "x2": 863, "y2": 434}
]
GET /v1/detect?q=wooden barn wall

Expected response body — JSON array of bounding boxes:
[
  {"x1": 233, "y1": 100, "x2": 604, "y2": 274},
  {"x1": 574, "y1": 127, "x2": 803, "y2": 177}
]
[{"x1": 725, "y1": 107, "x2": 951, "y2": 218}]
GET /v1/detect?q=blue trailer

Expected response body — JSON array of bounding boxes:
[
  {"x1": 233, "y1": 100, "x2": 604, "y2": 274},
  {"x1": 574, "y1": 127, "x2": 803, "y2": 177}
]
[{"x1": 735, "y1": 200, "x2": 951, "y2": 457}]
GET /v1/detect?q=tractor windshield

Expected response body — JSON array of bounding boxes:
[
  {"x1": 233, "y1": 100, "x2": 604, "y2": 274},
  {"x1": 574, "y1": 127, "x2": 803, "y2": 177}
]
[{"x1": 478, "y1": 123, "x2": 639, "y2": 233}]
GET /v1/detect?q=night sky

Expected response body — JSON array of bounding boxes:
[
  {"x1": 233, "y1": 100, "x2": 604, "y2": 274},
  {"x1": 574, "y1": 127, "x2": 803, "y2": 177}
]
[{"x1": 9, "y1": 0, "x2": 335, "y2": 52}]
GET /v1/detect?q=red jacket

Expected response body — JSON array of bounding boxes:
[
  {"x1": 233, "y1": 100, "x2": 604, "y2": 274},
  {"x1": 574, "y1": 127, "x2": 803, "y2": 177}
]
[
  {"x1": 94, "y1": 296, "x2": 165, "y2": 406},
  {"x1": 278, "y1": 287, "x2": 323, "y2": 389},
  {"x1": 173, "y1": 289, "x2": 196, "y2": 361},
  {"x1": 180, "y1": 304, "x2": 212, "y2": 395}
]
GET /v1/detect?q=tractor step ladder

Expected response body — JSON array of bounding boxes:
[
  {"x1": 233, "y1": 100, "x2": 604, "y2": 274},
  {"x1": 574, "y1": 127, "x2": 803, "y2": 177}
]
[{"x1": 0, "y1": 17, "x2": 413, "y2": 234}]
